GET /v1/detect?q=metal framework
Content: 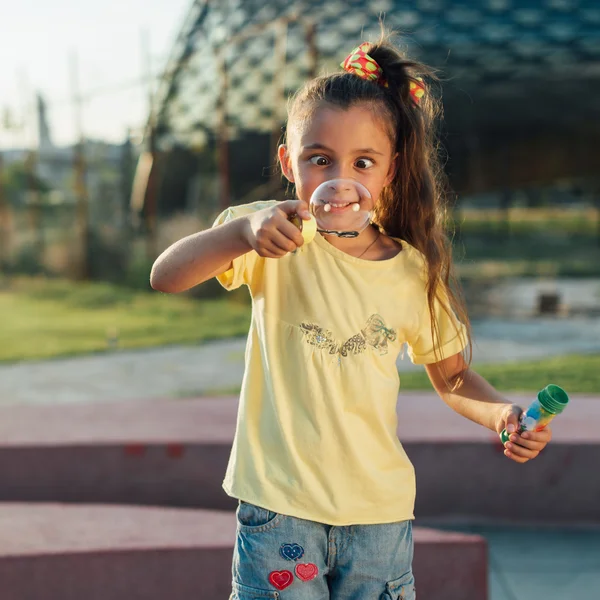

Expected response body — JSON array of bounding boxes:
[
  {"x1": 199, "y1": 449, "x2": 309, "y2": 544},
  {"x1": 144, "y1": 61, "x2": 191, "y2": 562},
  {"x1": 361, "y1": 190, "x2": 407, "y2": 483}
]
[{"x1": 132, "y1": 0, "x2": 600, "y2": 224}]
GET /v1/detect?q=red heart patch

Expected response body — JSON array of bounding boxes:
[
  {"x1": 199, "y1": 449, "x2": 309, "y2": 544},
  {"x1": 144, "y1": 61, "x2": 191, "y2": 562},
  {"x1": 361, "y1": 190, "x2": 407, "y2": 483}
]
[
  {"x1": 295, "y1": 563, "x2": 319, "y2": 582},
  {"x1": 269, "y1": 570, "x2": 294, "y2": 590}
]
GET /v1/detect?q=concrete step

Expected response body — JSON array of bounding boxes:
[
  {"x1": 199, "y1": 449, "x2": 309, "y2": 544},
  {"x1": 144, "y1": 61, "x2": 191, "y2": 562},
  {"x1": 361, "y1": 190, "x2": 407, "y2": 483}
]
[
  {"x1": 0, "y1": 504, "x2": 486, "y2": 600},
  {"x1": 0, "y1": 394, "x2": 597, "y2": 522}
]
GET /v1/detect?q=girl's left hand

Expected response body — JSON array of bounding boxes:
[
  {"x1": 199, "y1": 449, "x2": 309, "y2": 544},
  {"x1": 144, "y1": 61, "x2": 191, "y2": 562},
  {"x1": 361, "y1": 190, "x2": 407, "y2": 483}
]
[{"x1": 497, "y1": 404, "x2": 552, "y2": 464}]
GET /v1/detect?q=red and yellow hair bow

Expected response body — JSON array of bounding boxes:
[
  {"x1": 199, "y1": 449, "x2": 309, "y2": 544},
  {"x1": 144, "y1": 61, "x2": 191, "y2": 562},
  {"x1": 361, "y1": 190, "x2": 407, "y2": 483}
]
[{"x1": 341, "y1": 43, "x2": 426, "y2": 106}]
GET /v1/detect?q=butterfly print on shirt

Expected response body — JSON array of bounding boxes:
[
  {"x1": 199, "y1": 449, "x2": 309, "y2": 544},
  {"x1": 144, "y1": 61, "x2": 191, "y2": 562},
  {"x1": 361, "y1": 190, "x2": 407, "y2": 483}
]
[{"x1": 300, "y1": 314, "x2": 397, "y2": 358}]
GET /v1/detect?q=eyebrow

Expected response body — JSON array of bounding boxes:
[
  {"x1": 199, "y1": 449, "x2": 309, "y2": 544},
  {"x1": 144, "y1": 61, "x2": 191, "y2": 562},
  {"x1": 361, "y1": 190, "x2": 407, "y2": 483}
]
[{"x1": 303, "y1": 143, "x2": 384, "y2": 156}]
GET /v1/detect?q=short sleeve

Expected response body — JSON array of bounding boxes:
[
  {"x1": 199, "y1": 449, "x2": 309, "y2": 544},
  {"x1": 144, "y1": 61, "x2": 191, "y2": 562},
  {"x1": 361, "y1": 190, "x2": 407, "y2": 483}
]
[
  {"x1": 406, "y1": 286, "x2": 468, "y2": 365},
  {"x1": 212, "y1": 202, "x2": 272, "y2": 290}
]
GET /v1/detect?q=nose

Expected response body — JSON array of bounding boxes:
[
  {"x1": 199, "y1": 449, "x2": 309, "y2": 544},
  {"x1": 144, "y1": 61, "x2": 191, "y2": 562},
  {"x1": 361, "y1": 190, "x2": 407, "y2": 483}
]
[
  {"x1": 328, "y1": 161, "x2": 355, "y2": 182},
  {"x1": 327, "y1": 178, "x2": 353, "y2": 193}
]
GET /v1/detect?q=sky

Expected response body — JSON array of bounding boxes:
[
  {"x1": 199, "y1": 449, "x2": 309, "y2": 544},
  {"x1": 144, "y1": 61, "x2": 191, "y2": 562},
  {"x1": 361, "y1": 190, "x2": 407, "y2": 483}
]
[{"x1": 0, "y1": 0, "x2": 191, "y2": 149}]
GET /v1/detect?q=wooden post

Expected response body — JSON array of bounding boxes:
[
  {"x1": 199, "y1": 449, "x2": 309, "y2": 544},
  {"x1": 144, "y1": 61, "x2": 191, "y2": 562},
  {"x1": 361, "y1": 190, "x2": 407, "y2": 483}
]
[
  {"x1": 0, "y1": 152, "x2": 8, "y2": 270},
  {"x1": 216, "y1": 54, "x2": 230, "y2": 210},
  {"x1": 141, "y1": 29, "x2": 159, "y2": 260},
  {"x1": 305, "y1": 21, "x2": 318, "y2": 80},
  {"x1": 144, "y1": 126, "x2": 159, "y2": 260},
  {"x1": 70, "y1": 51, "x2": 90, "y2": 279},
  {"x1": 270, "y1": 20, "x2": 288, "y2": 189},
  {"x1": 120, "y1": 131, "x2": 135, "y2": 230},
  {"x1": 25, "y1": 150, "x2": 44, "y2": 265}
]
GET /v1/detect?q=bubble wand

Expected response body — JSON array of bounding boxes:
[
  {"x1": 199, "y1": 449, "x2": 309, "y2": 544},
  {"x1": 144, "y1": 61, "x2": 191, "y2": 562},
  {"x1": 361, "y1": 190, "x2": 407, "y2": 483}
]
[{"x1": 289, "y1": 179, "x2": 373, "y2": 242}]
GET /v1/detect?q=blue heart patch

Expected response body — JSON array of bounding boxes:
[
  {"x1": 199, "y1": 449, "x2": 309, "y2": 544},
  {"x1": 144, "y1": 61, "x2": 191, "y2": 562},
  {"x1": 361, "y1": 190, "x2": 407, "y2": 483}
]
[{"x1": 280, "y1": 543, "x2": 305, "y2": 561}]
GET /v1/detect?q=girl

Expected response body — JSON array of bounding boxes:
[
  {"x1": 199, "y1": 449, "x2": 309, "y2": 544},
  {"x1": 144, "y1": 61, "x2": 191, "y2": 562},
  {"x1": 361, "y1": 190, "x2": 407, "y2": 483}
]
[{"x1": 151, "y1": 35, "x2": 551, "y2": 600}]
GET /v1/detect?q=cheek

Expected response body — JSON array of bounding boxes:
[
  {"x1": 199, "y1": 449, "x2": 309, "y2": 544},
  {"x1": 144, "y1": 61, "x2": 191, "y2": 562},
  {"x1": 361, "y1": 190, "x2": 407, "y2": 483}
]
[
  {"x1": 292, "y1": 163, "x2": 318, "y2": 197},
  {"x1": 364, "y1": 181, "x2": 388, "y2": 210},
  {"x1": 295, "y1": 181, "x2": 315, "y2": 203}
]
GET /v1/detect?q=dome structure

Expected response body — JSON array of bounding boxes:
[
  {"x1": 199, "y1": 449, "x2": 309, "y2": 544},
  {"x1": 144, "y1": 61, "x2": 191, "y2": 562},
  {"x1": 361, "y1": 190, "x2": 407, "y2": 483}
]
[{"x1": 133, "y1": 0, "x2": 600, "y2": 220}]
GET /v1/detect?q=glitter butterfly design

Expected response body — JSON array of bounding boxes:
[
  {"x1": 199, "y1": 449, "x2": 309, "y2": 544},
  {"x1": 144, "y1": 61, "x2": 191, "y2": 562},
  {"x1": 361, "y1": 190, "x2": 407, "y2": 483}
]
[{"x1": 300, "y1": 314, "x2": 397, "y2": 359}]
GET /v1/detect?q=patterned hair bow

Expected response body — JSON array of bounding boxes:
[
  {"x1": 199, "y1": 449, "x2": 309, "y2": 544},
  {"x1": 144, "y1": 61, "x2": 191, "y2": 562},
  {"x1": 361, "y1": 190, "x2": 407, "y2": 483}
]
[
  {"x1": 341, "y1": 43, "x2": 387, "y2": 87},
  {"x1": 341, "y1": 43, "x2": 426, "y2": 106},
  {"x1": 408, "y1": 77, "x2": 426, "y2": 105}
]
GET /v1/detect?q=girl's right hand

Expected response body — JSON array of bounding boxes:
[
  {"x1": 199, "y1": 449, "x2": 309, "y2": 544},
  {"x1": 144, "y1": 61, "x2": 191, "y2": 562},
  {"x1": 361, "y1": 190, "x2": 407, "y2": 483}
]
[{"x1": 242, "y1": 200, "x2": 311, "y2": 258}]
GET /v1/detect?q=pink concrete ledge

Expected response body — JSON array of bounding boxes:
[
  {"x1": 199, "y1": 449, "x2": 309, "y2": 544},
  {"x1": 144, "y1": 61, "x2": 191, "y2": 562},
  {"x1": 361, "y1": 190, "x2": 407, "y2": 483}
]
[
  {"x1": 0, "y1": 394, "x2": 597, "y2": 522},
  {"x1": 0, "y1": 504, "x2": 486, "y2": 600}
]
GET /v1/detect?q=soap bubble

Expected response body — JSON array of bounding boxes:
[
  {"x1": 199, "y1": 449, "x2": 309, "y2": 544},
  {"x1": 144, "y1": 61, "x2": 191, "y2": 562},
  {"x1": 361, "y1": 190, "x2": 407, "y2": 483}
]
[{"x1": 309, "y1": 179, "x2": 372, "y2": 237}]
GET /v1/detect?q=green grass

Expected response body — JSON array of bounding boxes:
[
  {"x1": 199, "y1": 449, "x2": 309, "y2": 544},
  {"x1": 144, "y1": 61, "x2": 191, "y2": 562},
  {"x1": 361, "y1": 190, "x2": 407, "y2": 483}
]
[
  {"x1": 449, "y1": 207, "x2": 600, "y2": 277},
  {"x1": 456, "y1": 207, "x2": 599, "y2": 232},
  {"x1": 454, "y1": 232, "x2": 600, "y2": 278},
  {"x1": 0, "y1": 276, "x2": 251, "y2": 363},
  {"x1": 399, "y1": 354, "x2": 600, "y2": 394},
  {"x1": 193, "y1": 354, "x2": 600, "y2": 396}
]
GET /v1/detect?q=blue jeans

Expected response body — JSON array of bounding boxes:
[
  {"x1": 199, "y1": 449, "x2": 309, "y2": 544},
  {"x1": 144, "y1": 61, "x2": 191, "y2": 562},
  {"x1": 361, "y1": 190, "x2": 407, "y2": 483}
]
[{"x1": 231, "y1": 501, "x2": 416, "y2": 599}]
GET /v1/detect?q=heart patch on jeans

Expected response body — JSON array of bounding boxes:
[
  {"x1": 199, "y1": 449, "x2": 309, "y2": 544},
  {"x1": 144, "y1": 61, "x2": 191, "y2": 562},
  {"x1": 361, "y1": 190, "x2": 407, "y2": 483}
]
[
  {"x1": 269, "y1": 570, "x2": 294, "y2": 590},
  {"x1": 280, "y1": 543, "x2": 305, "y2": 561},
  {"x1": 295, "y1": 563, "x2": 319, "y2": 582}
]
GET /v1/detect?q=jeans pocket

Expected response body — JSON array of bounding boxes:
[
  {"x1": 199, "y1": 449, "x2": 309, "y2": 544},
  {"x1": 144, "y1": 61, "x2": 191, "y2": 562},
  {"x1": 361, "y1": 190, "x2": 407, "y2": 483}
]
[
  {"x1": 231, "y1": 581, "x2": 280, "y2": 599},
  {"x1": 381, "y1": 571, "x2": 416, "y2": 600},
  {"x1": 236, "y1": 501, "x2": 281, "y2": 532}
]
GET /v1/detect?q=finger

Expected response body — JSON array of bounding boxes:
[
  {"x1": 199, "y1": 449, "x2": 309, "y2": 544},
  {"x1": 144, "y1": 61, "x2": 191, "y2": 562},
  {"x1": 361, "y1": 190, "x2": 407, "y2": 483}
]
[
  {"x1": 278, "y1": 218, "x2": 305, "y2": 247},
  {"x1": 255, "y1": 225, "x2": 298, "y2": 255},
  {"x1": 504, "y1": 448, "x2": 530, "y2": 464},
  {"x1": 278, "y1": 199, "x2": 311, "y2": 219},
  {"x1": 258, "y1": 244, "x2": 288, "y2": 258},
  {"x1": 508, "y1": 433, "x2": 547, "y2": 452},
  {"x1": 505, "y1": 442, "x2": 539, "y2": 461},
  {"x1": 257, "y1": 236, "x2": 293, "y2": 257},
  {"x1": 521, "y1": 428, "x2": 552, "y2": 443},
  {"x1": 504, "y1": 405, "x2": 522, "y2": 435},
  {"x1": 270, "y1": 229, "x2": 301, "y2": 254}
]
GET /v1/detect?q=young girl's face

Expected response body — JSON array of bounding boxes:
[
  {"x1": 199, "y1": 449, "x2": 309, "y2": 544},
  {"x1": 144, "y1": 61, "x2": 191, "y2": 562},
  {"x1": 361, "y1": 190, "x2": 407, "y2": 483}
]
[{"x1": 279, "y1": 103, "x2": 397, "y2": 212}]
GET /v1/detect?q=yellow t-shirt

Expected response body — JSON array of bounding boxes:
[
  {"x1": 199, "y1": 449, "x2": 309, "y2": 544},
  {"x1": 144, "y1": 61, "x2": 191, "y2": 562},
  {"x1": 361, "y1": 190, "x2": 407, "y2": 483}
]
[{"x1": 213, "y1": 200, "x2": 466, "y2": 526}]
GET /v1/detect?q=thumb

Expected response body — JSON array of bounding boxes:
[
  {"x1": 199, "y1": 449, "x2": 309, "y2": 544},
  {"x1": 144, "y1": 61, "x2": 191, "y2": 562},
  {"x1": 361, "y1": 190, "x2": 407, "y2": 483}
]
[
  {"x1": 504, "y1": 405, "x2": 522, "y2": 435},
  {"x1": 279, "y1": 199, "x2": 311, "y2": 220}
]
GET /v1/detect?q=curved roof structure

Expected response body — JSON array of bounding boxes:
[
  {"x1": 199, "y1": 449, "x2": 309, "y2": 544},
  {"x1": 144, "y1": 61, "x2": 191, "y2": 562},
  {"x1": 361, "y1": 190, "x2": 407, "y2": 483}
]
[{"x1": 137, "y1": 0, "x2": 600, "y2": 216}]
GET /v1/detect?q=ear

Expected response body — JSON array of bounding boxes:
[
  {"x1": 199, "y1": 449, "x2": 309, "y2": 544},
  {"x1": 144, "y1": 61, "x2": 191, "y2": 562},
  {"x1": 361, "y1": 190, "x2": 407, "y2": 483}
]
[
  {"x1": 278, "y1": 144, "x2": 295, "y2": 183},
  {"x1": 384, "y1": 152, "x2": 399, "y2": 187}
]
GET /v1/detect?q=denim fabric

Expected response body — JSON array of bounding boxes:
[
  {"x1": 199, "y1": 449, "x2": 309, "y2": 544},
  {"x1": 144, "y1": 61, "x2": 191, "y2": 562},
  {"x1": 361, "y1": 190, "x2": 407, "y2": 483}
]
[{"x1": 231, "y1": 501, "x2": 415, "y2": 599}]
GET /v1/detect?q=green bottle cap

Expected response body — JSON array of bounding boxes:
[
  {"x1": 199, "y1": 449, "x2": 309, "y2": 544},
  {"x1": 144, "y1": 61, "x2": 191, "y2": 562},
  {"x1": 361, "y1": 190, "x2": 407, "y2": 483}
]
[{"x1": 537, "y1": 384, "x2": 569, "y2": 415}]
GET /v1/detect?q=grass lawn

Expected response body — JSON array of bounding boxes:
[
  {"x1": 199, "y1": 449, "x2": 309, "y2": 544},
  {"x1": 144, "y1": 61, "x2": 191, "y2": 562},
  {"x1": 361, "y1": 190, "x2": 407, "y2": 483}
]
[
  {"x1": 399, "y1": 354, "x2": 600, "y2": 394},
  {"x1": 203, "y1": 353, "x2": 599, "y2": 396},
  {"x1": 0, "y1": 276, "x2": 251, "y2": 362},
  {"x1": 0, "y1": 276, "x2": 598, "y2": 394},
  {"x1": 452, "y1": 207, "x2": 600, "y2": 278}
]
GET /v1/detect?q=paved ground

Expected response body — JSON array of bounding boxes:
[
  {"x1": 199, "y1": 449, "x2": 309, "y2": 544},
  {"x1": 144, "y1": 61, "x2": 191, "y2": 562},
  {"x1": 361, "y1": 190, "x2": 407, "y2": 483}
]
[
  {"x1": 429, "y1": 523, "x2": 600, "y2": 600},
  {"x1": 1, "y1": 317, "x2": 599, "y2": 405}
]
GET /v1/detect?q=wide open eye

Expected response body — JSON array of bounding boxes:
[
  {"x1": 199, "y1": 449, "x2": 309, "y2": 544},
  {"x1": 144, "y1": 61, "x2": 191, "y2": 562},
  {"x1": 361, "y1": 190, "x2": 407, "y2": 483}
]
[
  {"x1": 309, "y1": 155, "x2": 330, "y2": 166},
  {"x1": 355, "y1": 158, "x2": 374, "y2": 169}
]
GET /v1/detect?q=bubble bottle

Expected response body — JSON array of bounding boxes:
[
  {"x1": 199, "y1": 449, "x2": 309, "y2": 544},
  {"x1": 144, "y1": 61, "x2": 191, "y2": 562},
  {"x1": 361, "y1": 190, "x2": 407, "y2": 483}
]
[{"x1": 500, "y1": 384, "x2": 569, "y2": 444}]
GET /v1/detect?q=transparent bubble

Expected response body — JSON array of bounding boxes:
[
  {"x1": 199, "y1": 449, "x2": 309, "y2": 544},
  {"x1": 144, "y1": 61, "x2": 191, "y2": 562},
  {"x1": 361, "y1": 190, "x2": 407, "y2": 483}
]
[{"x1": 309, "y1": 179, "x2": 372, "y2": 238}]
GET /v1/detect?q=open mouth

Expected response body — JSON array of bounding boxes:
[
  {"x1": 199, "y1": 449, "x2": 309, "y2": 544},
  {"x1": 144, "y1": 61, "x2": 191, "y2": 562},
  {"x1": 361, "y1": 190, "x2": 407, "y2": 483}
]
[{"x1": 323, "y1": 201, "x2": 360, "y2": 213}]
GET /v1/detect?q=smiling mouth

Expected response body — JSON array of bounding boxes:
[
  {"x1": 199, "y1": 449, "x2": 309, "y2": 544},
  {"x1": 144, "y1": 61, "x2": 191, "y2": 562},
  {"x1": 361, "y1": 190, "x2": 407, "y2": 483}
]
[{"x1": 322, "y1": 201, "x2": 360, "y2": 212}]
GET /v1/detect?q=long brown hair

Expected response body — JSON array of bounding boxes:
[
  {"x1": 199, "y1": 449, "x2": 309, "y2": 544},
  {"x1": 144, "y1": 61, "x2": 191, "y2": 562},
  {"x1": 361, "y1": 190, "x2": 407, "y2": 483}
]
[{"x1": 287, "y1": 31, "x2": 472, "y2": 373}]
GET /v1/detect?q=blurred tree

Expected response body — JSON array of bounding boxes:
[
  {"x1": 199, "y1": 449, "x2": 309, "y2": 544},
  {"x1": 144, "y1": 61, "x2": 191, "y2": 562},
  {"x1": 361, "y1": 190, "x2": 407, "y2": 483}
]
[
  {"x1": 0, "y1": 156, "x2": 52, "y2": 272},
  {"x1": 0, "y1": 159, "x2": 51, "y2": 203}
]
